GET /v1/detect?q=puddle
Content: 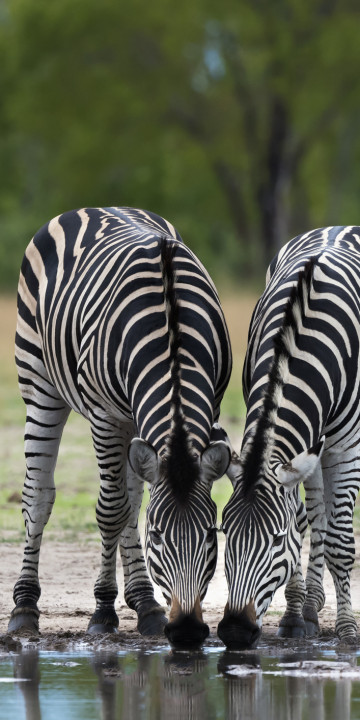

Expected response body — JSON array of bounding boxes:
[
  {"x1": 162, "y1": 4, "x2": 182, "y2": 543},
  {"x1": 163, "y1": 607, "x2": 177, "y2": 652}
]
[{"x1": 0, "y1": 641, "x2": 360, "y2": 719}]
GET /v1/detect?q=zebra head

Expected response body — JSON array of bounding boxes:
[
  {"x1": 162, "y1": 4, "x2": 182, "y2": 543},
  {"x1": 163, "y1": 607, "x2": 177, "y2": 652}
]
[
  {"x1": 128, "y1": 435, "x2": 230, "y2": 646},
  {"x1": 218, "y1": 439, "x2": 324, "y2": 649}
]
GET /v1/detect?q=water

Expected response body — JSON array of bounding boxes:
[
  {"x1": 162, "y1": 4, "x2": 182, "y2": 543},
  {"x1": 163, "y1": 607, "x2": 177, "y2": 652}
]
[{"x1": 1, "y1": 643, "x2": 360, "y2": 720}]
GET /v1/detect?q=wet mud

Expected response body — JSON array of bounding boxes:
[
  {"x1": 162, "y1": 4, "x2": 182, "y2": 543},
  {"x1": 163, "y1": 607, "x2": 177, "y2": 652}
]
[{"x1": 0, "y1": 623, "x2": 354, "y2": 657}]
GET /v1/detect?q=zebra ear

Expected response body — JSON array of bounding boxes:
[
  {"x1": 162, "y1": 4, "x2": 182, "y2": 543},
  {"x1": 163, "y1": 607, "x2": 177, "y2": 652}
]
[
  {"x1": 128, "y1": 438, "x2": 159, "y2": 485},
  {"x1": 210, "y1": 423, "x2": 241, "y2": 488},
  {"x1": 276, "y1": 437, "x2": 325, "y2": 490},
  {"x1": 201, "y1": 441, "x2": 231, "y2": 484},
  {"x1": 210, "y1": 422, "x2": 230, "y2": 444},
  {"x1": 225, "y1": 452, "x2": 242, "y2": 488}
]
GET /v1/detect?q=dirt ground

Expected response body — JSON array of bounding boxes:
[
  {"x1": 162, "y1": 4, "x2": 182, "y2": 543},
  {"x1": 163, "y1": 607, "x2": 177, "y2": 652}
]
[{"x1": 1, "y1": 530, "x2": 359, "y2": 652}]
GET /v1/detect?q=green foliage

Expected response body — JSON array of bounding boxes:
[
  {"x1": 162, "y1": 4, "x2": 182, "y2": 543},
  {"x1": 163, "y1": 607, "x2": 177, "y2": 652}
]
[{"x1": 1, "y1": 0, "x2": 360, "y2": 288}]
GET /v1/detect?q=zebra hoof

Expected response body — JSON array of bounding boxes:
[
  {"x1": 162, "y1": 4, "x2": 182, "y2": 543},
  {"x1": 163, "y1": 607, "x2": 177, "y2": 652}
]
[
  {"x1": 137, "y1": 607, "x2": 168, "y2": 637},
  {"x1": 337, "y1": 632, "x2": 357, "y2": 646},
  {"x1": 8, "y1": 606, "x2": 40, "y2": 635},
  {"x1": 87, "y1": 608, "x2": 119, "y2": 634},
  {"x1": 302, "y1": 605, "x2": 319, "y2": 637},
  {"x1": 304, "y1": 620, "x2": 319, "y2": 637},
  {"x1": 277, "y1": 625, "x2": 306, "y2": 639},
  {"x1": 87, "y1": 624, "x2": 119, "y2": 635},
  {"x1": 277, "y1": 613, "x2": 306, "y2": 639}
]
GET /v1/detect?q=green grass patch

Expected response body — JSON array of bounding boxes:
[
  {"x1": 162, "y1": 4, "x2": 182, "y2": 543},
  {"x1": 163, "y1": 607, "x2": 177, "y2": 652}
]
[
  {"x1": 211, "y1": 476, "x2": 234, "y2": 524},
  {"x1": 220, "y1": 354, "x2": 245, "y2": 421},
  {"x1": 0, "y1": 375, "x2": 25, "y2": 427}
]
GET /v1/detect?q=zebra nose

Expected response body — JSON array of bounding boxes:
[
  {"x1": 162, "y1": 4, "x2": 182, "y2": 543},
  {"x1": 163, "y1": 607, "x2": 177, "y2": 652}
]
[
  {"x1": 164, "y1": 613, "x2": 209, "y2": 647},
  {"x1": 164, "y1": 595, "x2": 209, "y2": 647},
  {"x1": 217, "y1": 602, "x2": 261, "y2": 649}
]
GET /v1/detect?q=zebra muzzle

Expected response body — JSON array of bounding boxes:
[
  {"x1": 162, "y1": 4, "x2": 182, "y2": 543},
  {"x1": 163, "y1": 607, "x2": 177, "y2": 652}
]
[
  {"x1": 217, "y1": 601, "x2": 261, "y2": 650},
  {"x1": 165, "y1": 595, "x2": 209, "y2": 647}
]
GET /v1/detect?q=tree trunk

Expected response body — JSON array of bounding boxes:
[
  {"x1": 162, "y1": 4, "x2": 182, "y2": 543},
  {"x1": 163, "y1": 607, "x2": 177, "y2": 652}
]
[{"x1": 257, "y1": 96, "x2": 292, "y2": 265}]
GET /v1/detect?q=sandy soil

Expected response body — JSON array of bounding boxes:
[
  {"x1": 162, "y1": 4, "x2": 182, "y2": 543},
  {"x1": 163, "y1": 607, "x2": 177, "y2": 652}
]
[{"x1": 1, "y1": 530, "x2": 359, "y2": 652}]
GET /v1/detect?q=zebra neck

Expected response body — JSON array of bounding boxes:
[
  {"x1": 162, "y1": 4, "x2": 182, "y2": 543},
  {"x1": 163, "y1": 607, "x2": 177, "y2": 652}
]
[{"x1": 240, "y1": 368, "x2": 328, "y2": 499}]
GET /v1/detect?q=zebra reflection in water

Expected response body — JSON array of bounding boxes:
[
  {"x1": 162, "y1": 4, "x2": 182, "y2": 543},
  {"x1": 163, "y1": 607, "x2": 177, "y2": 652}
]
[{"x1": 11, "y1": 647, "x2": 355, "y2": 720}]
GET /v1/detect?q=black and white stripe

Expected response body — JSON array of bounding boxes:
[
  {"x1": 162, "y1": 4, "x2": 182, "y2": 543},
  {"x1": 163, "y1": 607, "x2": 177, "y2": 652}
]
[
  {"x1": 219, "y1": 225, "x2": 360, "y2": 649},
  {"x1": 9, "y1": 207, "x2": 232, "y2": 644}
]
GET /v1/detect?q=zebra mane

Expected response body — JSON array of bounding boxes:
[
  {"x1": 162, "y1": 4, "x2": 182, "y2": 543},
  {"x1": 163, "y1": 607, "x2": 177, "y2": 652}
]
[
  {"x1": 241, "y1": 256, "x2": 317, "y2": 500},
  {"x1": 160, "y1": 239, "x2": 200, "y2": 506}
]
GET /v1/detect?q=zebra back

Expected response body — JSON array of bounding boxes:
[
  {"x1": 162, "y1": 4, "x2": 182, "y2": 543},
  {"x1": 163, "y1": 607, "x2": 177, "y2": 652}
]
[{"x1": 241, "y1": 225, "x2": 360, "y2": 485}]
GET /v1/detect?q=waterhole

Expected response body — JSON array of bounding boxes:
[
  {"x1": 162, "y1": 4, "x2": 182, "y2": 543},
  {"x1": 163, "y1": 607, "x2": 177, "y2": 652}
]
[{"x1": 1, "y1": 642, "x2": 360, "y2": 719}]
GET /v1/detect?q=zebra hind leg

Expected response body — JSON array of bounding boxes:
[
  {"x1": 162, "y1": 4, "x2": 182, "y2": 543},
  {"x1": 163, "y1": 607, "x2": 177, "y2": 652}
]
[
  {"x1": 87, "y1": 416, "x2": 166, "y2": 635},
  {"x1": 301, "y1": 462, "x2": 327, "y2": 636},
  {"x1": 322, "y1": 449, "x2": 360, "y2": 644},
  {"x1": 87, "y1": 416, "x2": 135, "y2": 634},
  {"x1": 278, "y1": 499, "x2": 307, "y2": 638},
  {"x1": 8, "y1": 395, "x2": 71, "y2": 635},
  {"x1": 119, "y1": 464, "x2": 167, "y2": 636}
]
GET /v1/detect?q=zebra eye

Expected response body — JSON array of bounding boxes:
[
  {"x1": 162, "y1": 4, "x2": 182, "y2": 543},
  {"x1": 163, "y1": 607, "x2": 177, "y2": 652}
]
[
  {"x1": 206, "y1": 527, "x2": 217, "y2": 543},
  {"x1": 273, "y1": 535, "x2": 283, "y2": 548},
  {"x1": 272, "y1": 530, "x2": 287, "y2": 547},
  {"x1": 219, "y1": 524, "x2": 227, "y2": 536},
  {"x1": 150, "y1": 530, "x2": 162, "y2": 546}
]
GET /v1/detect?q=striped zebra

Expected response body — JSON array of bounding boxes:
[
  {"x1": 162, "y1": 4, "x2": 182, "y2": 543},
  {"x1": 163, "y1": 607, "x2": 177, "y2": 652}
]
[
  {"x1": 218, "y1": 225, "x2": 360, "y2": 649},
  {"x1": 8, "y1": 207, "x2": 232, "y2": 645}
]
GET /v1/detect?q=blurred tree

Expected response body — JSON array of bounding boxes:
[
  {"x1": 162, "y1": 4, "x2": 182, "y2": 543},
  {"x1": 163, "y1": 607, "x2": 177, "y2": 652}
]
[
  {"x1": 1, "y1": 0, "x2": 360, "y2": 289},
  {"x1": 161, "y1": 0, "x2": 360, "y2": 264}
]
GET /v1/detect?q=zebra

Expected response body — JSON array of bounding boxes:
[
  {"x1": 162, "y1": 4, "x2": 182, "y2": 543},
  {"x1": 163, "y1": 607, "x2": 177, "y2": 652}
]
[
  {"x1": 218, "y1": 225, "x2": 360, "y2": 649},
  {"x1": 8, "y1": 206, "x2": 232, "y2": 646}
]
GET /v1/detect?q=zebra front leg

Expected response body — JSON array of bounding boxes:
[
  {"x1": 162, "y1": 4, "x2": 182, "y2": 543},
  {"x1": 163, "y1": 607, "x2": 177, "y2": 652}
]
[
  {"x1": 88, "y1": 416, "x2": 134, "y2": 633},
  {"x1": 119, "y1": 464, "x2": 167, "y2": 636},
  {"x1": 323, "y1": 450, "x2": 360, "y2": 643},
  {"x1": 302, "y1": 462, "x2": 327, "y2": 636},
  {"x1": 9, "y1": 399, "x2": 70, "y2": 634},
  {"x1": 278, "y1": 499, "x2": 307, "y2": 638}
]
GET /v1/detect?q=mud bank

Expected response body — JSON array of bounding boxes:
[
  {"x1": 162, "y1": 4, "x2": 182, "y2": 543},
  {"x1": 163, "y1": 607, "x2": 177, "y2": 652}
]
[{"x1": 1, "y1": 532, "x2": 359, "y2": 657}]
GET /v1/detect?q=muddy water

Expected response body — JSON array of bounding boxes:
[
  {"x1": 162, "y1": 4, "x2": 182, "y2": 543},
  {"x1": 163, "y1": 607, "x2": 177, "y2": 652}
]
[{"x1": 1, "y1": 641, "x2": 360, "y2": 720}]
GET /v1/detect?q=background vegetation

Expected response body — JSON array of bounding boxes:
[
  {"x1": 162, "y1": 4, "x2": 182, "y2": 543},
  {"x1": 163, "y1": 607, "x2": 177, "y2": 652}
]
[
  {"x1": 1, "y1": 0, "x2": 360, "y2": 289},
  {"x1": 1, "y1": 1, "x2": 360, "y2": 536}
]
